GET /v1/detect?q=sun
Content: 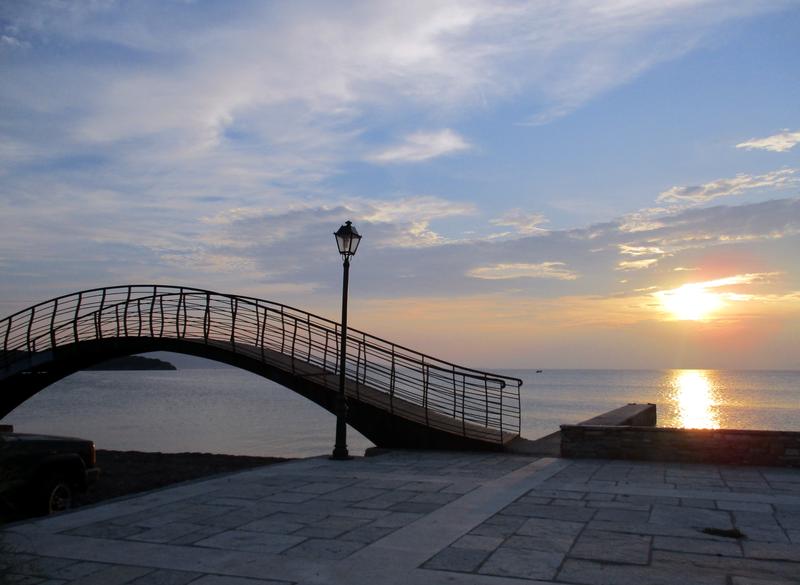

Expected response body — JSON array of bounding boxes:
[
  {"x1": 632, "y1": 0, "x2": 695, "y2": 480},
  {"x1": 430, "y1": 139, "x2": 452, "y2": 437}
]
[{"x1": 656, "y1": 283, "x2": 724, "y2": 321}]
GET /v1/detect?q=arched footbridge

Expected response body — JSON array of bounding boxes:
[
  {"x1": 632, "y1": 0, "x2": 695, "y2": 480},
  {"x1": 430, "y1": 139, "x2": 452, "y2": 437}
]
[{"x1": 0, "y1": 286, "x2": 521, "y2": 450}]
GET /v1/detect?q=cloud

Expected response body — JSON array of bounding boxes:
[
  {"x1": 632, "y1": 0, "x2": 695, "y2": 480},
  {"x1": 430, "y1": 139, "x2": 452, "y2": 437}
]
[
  {"x1": 358, "y1": 195, "x2": 474, "y2": 224},
  {"x1": 616, "y1": 259, "x2": 658, "y2": 271},
  {"x1": 692, "y1": 272, "x2": 782, "y2": 289},
  {"x1": 468, "y1": 262, "x2": 578, "y2": 281},
  {"x1": 0, "y1": 1, "x2": 783, "y2": 176},
  {"x1": 0, "y1": 34, "x2": 28, "y2": 49},
  {"x1": 617, "y1": 215, "x2": 668, "y2": 234},
  {"x1": 618, "y1": 244, "x2": 665, "y2": 256},
  {"x1": 490, "y1": 209, "x2": 548, "y2": 235},
  {"x1": 736, "y1": 130, "x2": 800, "y2": 153},
  {"x1": 367, "y1": 129, "x2": 471, "y2": 164},
  {"x1": 511, "y1": 2, "x2": 786, "y2": 124},
  {"x1": 656, "y1": 169, "x2": 797, "y2": 204},
  {"x1": 639, "y1": 198, "x2": 800, "y2": 249},
  {"x1": 197, "y1": 195, "x2": 475, "y2": 259}
]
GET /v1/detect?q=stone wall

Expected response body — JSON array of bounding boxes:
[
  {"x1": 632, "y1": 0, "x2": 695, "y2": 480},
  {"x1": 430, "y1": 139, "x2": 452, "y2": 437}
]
[{"x1": 561, "y1": 424, "x2": 800, "y2": 467}]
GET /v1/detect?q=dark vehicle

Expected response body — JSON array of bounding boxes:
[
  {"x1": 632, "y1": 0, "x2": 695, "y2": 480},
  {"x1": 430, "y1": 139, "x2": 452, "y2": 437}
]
[{"x1": 0, "y1": 425, "x2": 100, "y2": 516}]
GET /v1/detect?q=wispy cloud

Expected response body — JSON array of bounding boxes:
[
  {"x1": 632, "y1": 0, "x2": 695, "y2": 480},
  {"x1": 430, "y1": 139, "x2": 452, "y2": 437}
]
[
  {"x1": 736, "y1": 130, "x2": 800, "y2": 152},
  {"x1": 625, "y1": 198, "x2": 800, "y2": 250},
  {"x1": 698, "y1": 273, "x2": 782, "y2": 288},
  {"x1": 468, "y1": 262, "x2": 578, "y2": 281},
  {"x1": 1, "y1": 34, "x2": 28, "y2": 49},
  {"x1": 616, "y1": 259, "x2": 658, "y2": 271},
  {"x1": 356, "y1": 195, "x2": 476, "y2": 248},
  {"x1": 358, "y1": 195, "x2": 474, "y2": 224},
  {"x1": 198, "y1": 195, "x2": 475, "y2": 252},
  {"x1": 618, "y1": 244, "x2": 666, "y2": 257},
  {"x1": 367, "y1": 129, "x2": 471, "y2": 164},
  {"x1": 656, "y1": 169, "x2": 797, "y2": 204},
  {"x1": 489, "y1": 209, "x2": 548, "y2": 235}
]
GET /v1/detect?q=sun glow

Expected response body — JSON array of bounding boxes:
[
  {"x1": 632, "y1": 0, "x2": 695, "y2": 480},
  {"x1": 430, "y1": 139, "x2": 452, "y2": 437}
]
[{"x1": 656, "y1": 283, "x2": 724, "y2": 321}]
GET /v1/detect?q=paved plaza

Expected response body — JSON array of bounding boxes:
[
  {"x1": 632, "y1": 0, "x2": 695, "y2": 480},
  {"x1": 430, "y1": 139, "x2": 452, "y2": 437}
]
[{"x1": 2, "y1": 451, "x2": 800, "y2": 585}]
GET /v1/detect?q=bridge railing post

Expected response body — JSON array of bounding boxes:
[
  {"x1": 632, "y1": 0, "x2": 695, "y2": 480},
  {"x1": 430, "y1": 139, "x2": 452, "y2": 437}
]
[
  {"x1": 451, "y1": 366, "x2": 457, "y2": 418},
  {"x1": 50, "y1": 299, "x2": 58, "y2": 350},
  {"x1": 98, "y1": 288, "x2": 106, "y2": 339},
  {"x1": 389, "y1": 348, "x2": 396, "y2": 415},
  {"x1": 461, "y1": 374, "x2": 466, "y2": 436},
  {"x1": 259, "y1": 306, "x2": 267, "y2": 362},
  {"x1": 230, "y1": 297, "x2": 238, "y2": 352},
  {"x1": 355, "y1": 339, "x2": 362, "y2": 399},
  {"x1": 500, "y1": 378, "x2": 505, "y2": 441},
  {"x1": 422, "y1": 358, "x2": 429, "y2": 428},
  {"x1": 149, "y1": 286, "x2": 156, "y2": 337},
  {"x1": 27, "y1": 306, "x2": 35, "y2": 353},
  {"x1": 323, "y1": 329, "x2": 330, "y2": 373},
  {"x1": 361, "y1": 332, "x2": 368, "y2": 389},
  {"x1": 333, "y1": 324, "x2": 339, "y2": 375},
  {"x1": 72, "y1": 292, "x2": 82, "y2": 344},
  {"x1": 123, "y1": 286, "x2": 131, "y2": 337},
  {"x1": 291, "y1": 318, "x2": 298, "y2": 374},
  {"x1": 203, "y1": 292, "x2": 211, "y2": 343},
  {"x1": 280, "y1": 307, "x2": 286, "y2": 355},
  {"x1": 158, "y1": 294, "x2": 165, "y2": 338},
  {"x1": 3, "y1": 315, "x2": 10, "y2": 354},
  {"x1": 484, "y1": 377, "x2": 489, "y2": 428},
  {"x1": 181, "y1": 291, "x2": 188, "y2": 338},
  {"x1": 306, "y1": 315, "x2": 312, "y2": 363}
]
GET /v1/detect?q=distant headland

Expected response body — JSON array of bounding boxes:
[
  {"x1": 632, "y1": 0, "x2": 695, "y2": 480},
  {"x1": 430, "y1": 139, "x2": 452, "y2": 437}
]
[{"x1": 85, "y1": 355, "x2": 177, "y2": 371}]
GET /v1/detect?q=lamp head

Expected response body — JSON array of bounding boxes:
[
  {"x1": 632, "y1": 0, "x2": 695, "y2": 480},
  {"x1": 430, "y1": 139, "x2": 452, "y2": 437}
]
[{"x1": 334, "y1": 220, "x2": 362, "y2": 258}]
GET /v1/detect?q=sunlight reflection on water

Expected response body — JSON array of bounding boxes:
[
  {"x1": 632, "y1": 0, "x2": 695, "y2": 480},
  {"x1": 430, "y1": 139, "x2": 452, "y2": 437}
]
[{"x1": 667, "y1": 370, "x2": 721, "y2": 429}]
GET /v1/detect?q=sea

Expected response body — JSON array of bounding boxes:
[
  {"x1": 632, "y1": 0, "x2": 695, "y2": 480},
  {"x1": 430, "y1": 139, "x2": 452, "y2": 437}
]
[{"x1": 4, "y1": 354, "x2": 798, "y2": 458}]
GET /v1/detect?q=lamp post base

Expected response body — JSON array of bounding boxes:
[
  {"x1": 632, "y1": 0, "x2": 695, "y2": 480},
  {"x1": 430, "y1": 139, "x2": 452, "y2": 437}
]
[
  {"x1": 330, "y1": 447, "x2": 352, "y2": 461},
  {"x1": 331, "y1": 393, "x2": 351, "y2": 460}
]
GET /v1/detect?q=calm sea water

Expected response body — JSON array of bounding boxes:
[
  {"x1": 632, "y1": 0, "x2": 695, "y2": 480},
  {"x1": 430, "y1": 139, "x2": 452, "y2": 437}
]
[{"x1": 4, "y1": 362, "x2": 798, "y2": 457}]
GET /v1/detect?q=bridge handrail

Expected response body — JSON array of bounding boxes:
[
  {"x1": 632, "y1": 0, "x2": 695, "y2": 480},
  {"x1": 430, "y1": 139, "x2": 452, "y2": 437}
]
[
  {"x1": 2, "y1": 285, "x2": 521, "y2": 384},
  {"x1": 0, "y1": 285, "x2": 522, "y2": 441}
]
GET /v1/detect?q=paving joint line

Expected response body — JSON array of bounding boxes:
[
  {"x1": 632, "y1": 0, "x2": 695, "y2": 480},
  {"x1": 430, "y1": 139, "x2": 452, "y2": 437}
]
[{"x1": 547, "y1": 482, "x2": 800, "y2": 504}]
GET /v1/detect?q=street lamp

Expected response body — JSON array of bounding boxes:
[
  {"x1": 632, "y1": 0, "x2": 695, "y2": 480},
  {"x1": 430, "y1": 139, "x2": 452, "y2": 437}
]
[{"x1": 331, "y1": 220, "x2": 362, "y2": 460}]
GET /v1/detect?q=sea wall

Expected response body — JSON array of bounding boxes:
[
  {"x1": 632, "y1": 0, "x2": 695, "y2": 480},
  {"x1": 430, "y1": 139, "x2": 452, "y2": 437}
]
[{"x1": 561, "y1": 404, "x2": 800, "y2": 467}]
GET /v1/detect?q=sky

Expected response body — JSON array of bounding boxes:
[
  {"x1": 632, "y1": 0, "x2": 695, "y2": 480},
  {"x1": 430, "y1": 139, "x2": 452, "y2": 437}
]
[{"x1": 1, "y1": 0, "x2": 798, "y2": 370}]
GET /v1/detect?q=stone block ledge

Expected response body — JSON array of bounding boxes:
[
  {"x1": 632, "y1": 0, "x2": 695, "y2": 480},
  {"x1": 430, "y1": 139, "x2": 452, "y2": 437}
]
[
  {"x1": 577, "y1": 403, "x2": 657, "y2": 427},
  {"x1": 561, "y1": 419, "x2": 800, "y2": 467}
]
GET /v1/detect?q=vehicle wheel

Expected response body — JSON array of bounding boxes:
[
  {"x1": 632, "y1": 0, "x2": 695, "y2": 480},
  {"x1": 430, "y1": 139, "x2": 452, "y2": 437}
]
[{"x1": 37, "y1": 477, "x2": 73, "y2": 515}]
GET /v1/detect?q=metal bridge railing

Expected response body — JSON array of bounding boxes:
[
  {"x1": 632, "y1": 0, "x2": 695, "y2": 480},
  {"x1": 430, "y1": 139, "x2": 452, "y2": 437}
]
[{"x1": 0, "y1": 285, "x2": 522, "y2": 443}]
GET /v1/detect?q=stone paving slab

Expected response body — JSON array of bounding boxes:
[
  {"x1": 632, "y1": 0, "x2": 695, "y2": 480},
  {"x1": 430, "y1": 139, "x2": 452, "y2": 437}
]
[{"x1": 2, "y1": 451, "x2": 800, "y2": 585}]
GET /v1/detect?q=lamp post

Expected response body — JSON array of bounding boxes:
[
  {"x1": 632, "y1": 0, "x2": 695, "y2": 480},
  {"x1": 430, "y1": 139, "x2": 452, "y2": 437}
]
[{"x1": 331, "y1": 220, "x2": 362, "y2": 460}]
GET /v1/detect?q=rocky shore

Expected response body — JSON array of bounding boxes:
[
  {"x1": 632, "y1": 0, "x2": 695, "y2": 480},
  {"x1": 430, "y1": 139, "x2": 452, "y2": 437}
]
[{"x1": 75, "y1": 450, "x2": 290, "y2": 507}]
